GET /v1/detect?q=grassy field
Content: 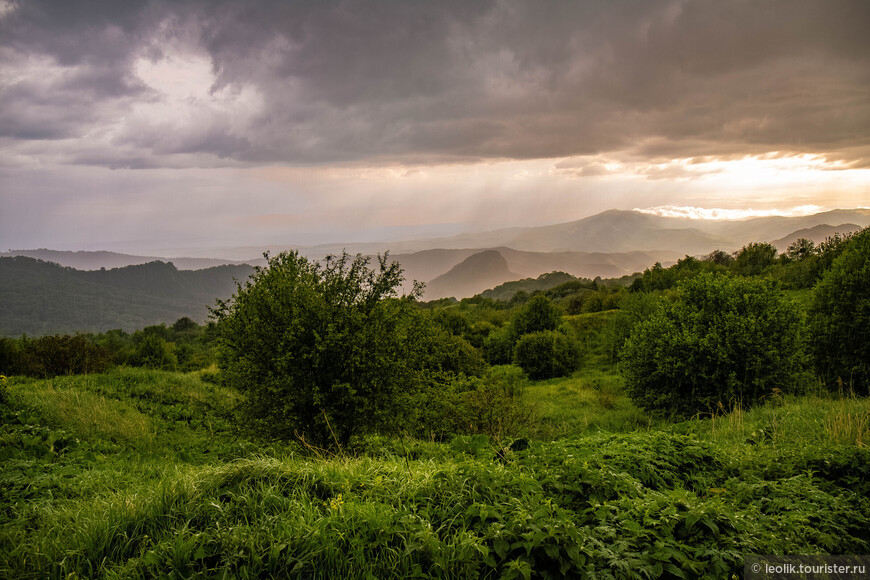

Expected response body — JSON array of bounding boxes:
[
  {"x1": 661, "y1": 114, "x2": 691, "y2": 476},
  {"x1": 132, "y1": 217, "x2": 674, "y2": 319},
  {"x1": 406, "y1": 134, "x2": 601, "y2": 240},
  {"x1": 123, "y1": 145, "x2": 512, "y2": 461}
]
[{"x1": 1, "y1": 364, "x2": 869, "y2": 578}]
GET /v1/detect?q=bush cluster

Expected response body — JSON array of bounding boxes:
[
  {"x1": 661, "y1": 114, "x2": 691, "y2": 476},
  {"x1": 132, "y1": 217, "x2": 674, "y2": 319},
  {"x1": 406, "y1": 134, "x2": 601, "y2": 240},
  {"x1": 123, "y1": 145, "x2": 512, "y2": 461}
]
[
  {"x1": 809, "y1": 228, "x2": 870, "y2": 392},
  {"x1": 620, "y1": 273, "x2": 808, "y2": 417}
]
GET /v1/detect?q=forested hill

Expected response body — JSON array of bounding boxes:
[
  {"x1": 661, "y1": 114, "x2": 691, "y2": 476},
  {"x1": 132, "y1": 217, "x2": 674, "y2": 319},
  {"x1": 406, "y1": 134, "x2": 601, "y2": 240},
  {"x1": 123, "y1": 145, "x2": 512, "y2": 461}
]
[{"x1": 0, "y1": 257, "x2": 254, "y2": 336}]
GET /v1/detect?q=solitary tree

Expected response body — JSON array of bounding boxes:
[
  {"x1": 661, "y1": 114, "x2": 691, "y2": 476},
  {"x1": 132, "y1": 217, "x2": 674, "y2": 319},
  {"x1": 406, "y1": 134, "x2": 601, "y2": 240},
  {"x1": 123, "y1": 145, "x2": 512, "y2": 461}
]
[{"x1": 211, "y1": 250, "x2": 476, "y2": 447}]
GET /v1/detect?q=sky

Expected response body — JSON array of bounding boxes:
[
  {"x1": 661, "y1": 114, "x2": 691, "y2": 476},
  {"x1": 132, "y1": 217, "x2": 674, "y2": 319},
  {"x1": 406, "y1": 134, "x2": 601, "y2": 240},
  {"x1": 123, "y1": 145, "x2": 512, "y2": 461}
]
[{"x1": 1, "y1": 0, "x2": 869, "y2": 257}]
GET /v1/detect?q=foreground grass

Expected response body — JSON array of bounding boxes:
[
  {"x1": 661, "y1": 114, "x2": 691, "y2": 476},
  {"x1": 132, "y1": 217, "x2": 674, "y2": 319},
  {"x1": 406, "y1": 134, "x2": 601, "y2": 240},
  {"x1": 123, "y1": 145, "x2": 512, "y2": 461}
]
[{"x1": 1, "y1": 369, "x2": 869, "y2": 578}]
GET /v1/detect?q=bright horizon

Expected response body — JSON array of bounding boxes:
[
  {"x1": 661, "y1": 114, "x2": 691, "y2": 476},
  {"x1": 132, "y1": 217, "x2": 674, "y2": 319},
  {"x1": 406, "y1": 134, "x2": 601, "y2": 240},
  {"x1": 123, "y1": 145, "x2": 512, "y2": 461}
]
[{"x1": 1, "y1": 1, "x2": 869, "y2": 257}]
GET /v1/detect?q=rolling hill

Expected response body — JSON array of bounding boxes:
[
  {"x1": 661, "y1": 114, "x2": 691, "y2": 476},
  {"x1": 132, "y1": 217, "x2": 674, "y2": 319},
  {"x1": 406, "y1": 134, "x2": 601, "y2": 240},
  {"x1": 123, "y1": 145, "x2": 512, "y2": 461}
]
[
  {"x1": 423, "y1": 250, "x2": 521, "y2": 300},
  {"x1": 770, "y1": 223, "x2": 863, "y2": 252},
  {"x1": 298, "y1": 208, "x2": 870, "y2": 258},
  {"x1": 410, "y1": 247, "x2": 678, "y2": 299},
  {"x1": 0, "y1": 257, "x2": 254, "y2": 336}
]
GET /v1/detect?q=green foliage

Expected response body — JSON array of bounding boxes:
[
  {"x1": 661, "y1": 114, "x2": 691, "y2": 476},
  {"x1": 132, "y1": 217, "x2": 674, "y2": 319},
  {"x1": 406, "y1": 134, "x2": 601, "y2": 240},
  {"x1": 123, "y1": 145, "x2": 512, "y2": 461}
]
[
  {"x1": 4, "y1": 421, "x2": 868, "y2": 579},
  {"x1": 212, "y1": 251, "x2": 480, "y2": 448},
  {"x1": 620, "y1": 273, "x2": 808, "y2": 417},
  {"x1": 428, "y1": 308, "x2": 472, "y2": 337},
  {"x1": 809, "y1": 228, "x2": 870, "y2": 392},
  {"x1": 513, "y1": 331, "x2": 581, "y2": 380},
  {"x1": 0, "y1": 337, "x2": 21, "y2": 376},
  {"x1": 816, "y1": 230, "x2": 857, "y2": 272},
  {"x1": 481, "y1": 271, "x2": 578, "y2": 301},
  {"x1": 602, "y1": 292, "x2": 664, "y2": 366},
  {"x1": 704, "y1": 249, "x2": 734, "y2": 267},
  {"x1": 129, "y1": 334, "x2": 178, "y2": 371},
  {"x1": 1, "y1": 319, "x2": 218, "y2": 375},
  {"x1": 785, "y1": 237, "x2": 816, "y2": 261},
  {"x1": 733, "y1": 242, "x2": 778, "y2": 277},
  {"x1": 460, "y1": 368, "x2": 537, "y2": 440},
  {"x1": 632, "y1": 256, "x2": 718, "y2": 292},
  {"x1": 19, "y1": 334, "x2": 110, "y2": 378},
  {"x1": 510, "y1": 295, "x2": 562, "y2": 338},
  {"x1": 483, "y1": 326, "x2": 515, "y2": 365},
  {"x1": 2, "y1": 368, "x2": 870, "y2": 578}
]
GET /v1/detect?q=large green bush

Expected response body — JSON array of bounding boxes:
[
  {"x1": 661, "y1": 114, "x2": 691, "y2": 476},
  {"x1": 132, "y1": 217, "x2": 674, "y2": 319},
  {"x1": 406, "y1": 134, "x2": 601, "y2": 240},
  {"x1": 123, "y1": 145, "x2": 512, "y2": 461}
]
[
  {"x1": 620, "y1": 273, "x2": 807, "y2": 417},
  {"x1": 212, "y1": 251, "x2": 481, "y2": 447},
  {"x1": 513, "y1": 330, "x2": 581, "y2": 380},
  {"x1": 809, "y1": 228, "x2": 870, "y2": 392}
]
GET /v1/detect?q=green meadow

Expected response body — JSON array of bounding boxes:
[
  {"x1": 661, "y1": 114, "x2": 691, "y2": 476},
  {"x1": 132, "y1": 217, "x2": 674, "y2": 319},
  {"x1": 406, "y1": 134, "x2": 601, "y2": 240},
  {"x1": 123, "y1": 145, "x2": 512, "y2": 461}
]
[{"x1": 2, "y1": 362, "x2": 867, "y2": 579}]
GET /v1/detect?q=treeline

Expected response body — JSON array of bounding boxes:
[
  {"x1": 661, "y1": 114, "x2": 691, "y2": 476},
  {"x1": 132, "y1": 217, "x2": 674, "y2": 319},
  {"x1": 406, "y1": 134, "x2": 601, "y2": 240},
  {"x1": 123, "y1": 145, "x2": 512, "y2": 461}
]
[
  {"x1": 630, "y1": 233, "x2": 855, "y2": 292},
  {"x1": 0, "y1": 317, "x2": 216, "y2": 378}
]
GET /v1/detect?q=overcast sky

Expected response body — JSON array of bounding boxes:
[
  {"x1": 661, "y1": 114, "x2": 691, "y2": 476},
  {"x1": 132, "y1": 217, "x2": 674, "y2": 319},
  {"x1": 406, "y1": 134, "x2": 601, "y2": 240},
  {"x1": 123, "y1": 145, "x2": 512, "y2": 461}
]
[{"x1": 1, "y1": 0, "x2": 869, "y2": 256}]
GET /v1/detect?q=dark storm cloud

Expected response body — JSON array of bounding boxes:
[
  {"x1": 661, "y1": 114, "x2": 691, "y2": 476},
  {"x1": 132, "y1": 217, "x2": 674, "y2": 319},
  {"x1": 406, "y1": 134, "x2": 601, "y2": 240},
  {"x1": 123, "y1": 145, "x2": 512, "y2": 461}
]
[{"x1": 1, "y1": 0, "x2": 869, "y2": 167}]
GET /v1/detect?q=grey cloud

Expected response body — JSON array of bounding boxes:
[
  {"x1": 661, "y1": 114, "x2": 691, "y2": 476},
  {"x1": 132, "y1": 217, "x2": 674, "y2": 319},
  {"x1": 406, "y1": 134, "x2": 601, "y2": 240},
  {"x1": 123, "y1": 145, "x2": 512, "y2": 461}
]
[{"x1": 1, "y1": 0, "x2": 869, "y2": 168}]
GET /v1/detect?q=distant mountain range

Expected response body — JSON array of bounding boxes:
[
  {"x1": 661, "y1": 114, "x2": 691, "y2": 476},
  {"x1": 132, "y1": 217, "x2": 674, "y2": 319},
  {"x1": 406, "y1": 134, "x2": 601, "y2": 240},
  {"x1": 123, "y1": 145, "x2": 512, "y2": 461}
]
[
  {"x1": 2, "y1": 209, "x2": 867, "y2": 321},
  {"x1": 0, "y1": 257, "x2": 253, "y2": 336},
  {"x1": 298, "y1": 208, "x2": 870, "y2": 258},
  {"x1": 0, "y1": 249, "x2": 262, "y2": 271}
]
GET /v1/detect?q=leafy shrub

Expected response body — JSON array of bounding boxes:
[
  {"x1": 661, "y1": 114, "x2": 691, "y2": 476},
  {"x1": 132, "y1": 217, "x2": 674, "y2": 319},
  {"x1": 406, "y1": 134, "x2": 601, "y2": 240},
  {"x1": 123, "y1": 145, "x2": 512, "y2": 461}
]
[
  {"x1": 460, "y1": 370, "x2": 537, "y2": 440},
  {"x1": 809, "y1": 227, "x2": 870, "y2": 392},
  {"x1": 0, "y1": 337, "x2": 21, "y2": 376},
  {"x1": 212, "y1": 251, "x2": 480, "y2": 448},
  {"x1": 734, "y1": 242, "x2": 778, "y2": 276},
  {"x1": 620, "y1": 273, "x2": 808, "y2": 417},
  {"x1": 482, "y1": 326, "x2": 514, "y2": 365},
  {"x1": 128, "y1": 335, "x2": 178, "y2": 370},
  {"x1": 513, "y1": 330, "x2": 581, "y2": 380},
  {"x1": 510, "y1": 295, "x2": 561, "y2": 338}
]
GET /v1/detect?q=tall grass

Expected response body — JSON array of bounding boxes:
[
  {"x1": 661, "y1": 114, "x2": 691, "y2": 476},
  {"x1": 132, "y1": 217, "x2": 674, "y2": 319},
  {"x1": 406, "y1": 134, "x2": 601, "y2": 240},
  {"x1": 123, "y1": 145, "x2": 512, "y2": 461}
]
[
  {"x1": 9, "y1": 377, "x2": 156, "y2": 449},
  {"x1": 524, "y1": 373, "x2": 651, "y2": 439},
  {"x1": 694, "y1": 392, "x2": 870, "y2": 449}
]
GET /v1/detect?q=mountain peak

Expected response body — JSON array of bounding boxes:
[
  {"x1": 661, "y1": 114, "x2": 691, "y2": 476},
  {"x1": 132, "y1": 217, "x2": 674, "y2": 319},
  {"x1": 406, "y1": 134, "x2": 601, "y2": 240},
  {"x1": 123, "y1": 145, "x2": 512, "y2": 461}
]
[{"x1": 423, "y1": 250, "x2": 519, "y2": 300}]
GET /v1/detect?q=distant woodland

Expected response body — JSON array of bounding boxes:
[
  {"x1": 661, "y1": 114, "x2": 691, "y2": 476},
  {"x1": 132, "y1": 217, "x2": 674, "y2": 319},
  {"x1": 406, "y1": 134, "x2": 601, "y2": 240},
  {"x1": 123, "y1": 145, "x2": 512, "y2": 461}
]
[{"x1": 0, "y1": 257, "x2": 253, "y2": 336}]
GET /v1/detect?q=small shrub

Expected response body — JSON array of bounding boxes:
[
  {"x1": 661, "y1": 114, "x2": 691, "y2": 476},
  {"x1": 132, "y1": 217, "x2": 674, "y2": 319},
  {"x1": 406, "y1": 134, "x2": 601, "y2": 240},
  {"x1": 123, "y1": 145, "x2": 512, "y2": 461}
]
[
  {"x1": 511, "y1": 295, "x2": 561, "y2": 338},
  {"x1": 461, "y1": 372, "x2": 537, "y2": 440},
  {"x1": 513, "y1": 331, "x2": 581, "y2": 380},
  {"x1": 129, "y1": 335, "x2": 178, "y2": 371}
]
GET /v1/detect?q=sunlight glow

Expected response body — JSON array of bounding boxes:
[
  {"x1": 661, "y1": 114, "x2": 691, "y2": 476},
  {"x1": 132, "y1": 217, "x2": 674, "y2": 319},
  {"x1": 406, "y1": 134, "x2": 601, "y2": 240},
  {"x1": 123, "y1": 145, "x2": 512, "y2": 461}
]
[{"x1": 634, "y1": 205, "x2": 825, "y2": 220}]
